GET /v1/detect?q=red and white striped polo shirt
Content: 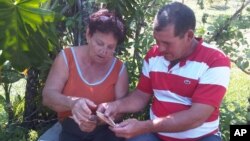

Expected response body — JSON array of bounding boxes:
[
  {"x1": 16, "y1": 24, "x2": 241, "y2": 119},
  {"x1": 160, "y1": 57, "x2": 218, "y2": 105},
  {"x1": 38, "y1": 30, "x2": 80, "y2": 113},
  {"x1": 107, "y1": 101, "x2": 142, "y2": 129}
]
[{"x1": 137, "y1": 38, "x2": 231, "y2": 141}]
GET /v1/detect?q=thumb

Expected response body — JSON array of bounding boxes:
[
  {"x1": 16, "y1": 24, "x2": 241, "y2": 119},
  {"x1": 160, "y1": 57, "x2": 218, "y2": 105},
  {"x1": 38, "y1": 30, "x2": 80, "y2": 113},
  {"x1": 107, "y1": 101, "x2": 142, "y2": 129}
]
[
  {"x1": 85, "y1": 99, "x2": 97, "y2": 113},
  {"x1": 96, "y1": 103, "x2": 106, "y2": 113}
]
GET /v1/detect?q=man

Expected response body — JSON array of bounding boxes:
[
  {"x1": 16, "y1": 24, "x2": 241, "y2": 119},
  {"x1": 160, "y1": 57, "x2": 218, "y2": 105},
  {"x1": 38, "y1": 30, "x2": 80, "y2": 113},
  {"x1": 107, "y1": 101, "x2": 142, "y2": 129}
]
[{"x1": 98, "y1": 2, "x2": 230, "y2": 141}]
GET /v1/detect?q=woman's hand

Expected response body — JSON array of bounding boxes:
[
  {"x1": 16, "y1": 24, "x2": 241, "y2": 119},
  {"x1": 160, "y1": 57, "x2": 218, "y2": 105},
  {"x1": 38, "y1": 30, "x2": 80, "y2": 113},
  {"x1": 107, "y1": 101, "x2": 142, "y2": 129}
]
[
  {"x1": 78, "y1": 115, "x2": 98, "y2": 132},
  {"x1": 71, "y1": 98, "x2": 98, "y2": 132}
]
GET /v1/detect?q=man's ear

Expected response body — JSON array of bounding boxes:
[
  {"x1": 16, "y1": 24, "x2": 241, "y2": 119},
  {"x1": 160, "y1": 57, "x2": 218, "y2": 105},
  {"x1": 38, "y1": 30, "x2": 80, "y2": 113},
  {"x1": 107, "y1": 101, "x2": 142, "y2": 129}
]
[{"x1": 186, "y1": 29, "x2": 194, "y2": 42}]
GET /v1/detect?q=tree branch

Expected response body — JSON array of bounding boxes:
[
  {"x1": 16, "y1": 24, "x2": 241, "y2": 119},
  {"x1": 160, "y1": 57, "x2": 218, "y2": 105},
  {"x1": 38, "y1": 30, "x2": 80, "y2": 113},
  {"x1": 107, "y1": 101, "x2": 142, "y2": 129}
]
[
  {"x1": 231, "y1": 59, "x2": 250, "y2": 75},
  {"x1": 208, "y1": 0, "x2": 250, "y2": 43}
]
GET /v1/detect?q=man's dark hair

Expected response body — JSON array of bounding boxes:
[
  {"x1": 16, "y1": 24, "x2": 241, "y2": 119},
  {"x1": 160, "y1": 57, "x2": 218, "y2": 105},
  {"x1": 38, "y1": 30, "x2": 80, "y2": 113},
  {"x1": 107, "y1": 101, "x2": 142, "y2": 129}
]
[{"x1": 153, "y1": 2, "x2": 196, "y2": 38}]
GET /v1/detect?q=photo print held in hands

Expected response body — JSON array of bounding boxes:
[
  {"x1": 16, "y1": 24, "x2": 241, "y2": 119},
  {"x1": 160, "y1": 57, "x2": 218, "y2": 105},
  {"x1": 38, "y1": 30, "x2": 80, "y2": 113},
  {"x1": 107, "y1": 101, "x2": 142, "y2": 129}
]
[{"x1": 96, "y1": 111, "x2": 116, "y2": 127}]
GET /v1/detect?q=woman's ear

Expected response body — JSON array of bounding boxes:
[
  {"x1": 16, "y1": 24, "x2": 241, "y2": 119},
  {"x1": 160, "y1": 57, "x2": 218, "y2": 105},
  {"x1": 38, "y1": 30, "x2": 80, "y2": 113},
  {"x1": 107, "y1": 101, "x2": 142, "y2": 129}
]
[{"x1": 86, "y1": 27, "x2": 90, "y2": 43}]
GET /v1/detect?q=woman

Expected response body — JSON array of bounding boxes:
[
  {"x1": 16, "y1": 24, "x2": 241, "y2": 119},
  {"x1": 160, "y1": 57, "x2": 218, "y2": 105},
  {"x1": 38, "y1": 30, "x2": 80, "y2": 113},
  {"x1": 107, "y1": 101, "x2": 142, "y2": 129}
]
[{"x1": 42, "y1": 9, "x2": 128, "y2": 141}]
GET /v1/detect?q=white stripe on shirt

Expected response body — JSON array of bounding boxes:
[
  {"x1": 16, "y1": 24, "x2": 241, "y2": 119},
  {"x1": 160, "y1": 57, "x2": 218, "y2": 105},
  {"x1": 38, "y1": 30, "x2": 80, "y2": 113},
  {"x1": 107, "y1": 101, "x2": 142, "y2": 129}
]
[
  {"x1": 154, "y1": 89, "x2": 192, "y2": 105},
  {"x1": 150, "y1": 109, "x2": 219, "y2": 139}
]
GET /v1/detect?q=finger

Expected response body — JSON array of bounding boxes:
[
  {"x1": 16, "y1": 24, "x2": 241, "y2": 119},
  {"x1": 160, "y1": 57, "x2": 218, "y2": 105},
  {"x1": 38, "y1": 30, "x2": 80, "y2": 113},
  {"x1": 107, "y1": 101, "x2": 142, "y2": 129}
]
[
  {"x1": 71, "y1": 114, "x2": 81, "y2": 125},
  {"x1": 104, "y1": 106, "x2": 114, "y2": 117},
  {"x1": 74, "y1": 111, "x2": 89, "y2": 122},
  {"x1": 77, "y1": 99, "x2": 92, "y2": 115},
  {"x1": 79, "y1": 124, "x2": 94, "y2": 133},
  {"x1": 88, "y1": 115, "x2": 97, "y2": 121},
  {"x1": 82, "y1": 120, "x2": 97, "y2": 127},
  {"x1": 85, "y1": 99, "x2": 97, "y2": 113},
  {"x1": 109, "y1": 126, "x2": 128, "y2": 138},
  {"x1": 96, "y1": 103, "x2": 107, "y2": 113},
  {"x1": 116, "y1": 120, "x2": 129, "y2": 127},
  {"x1": 104, "y1": 102, "x2": 118, "y2": 117},
  {"x1": 115, "y1": 133, "x2": 129, "y2": 139},
  {"x1": 80, "y1": 121, "x2": 97, "y2": 132},
  {"x1": 72, "y1": 99, "x2": 91, "y2": 116}
]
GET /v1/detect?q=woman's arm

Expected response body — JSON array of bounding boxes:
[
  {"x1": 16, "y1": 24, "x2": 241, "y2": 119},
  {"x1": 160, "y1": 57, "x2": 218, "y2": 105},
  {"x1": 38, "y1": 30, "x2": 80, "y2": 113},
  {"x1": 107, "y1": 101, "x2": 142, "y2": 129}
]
[
  {"x1": 115, "y1": 64, "x2": 129, "y2": 100},
  {"x1": 42, "y1": 52, "x2": 77, "y2": 112}
]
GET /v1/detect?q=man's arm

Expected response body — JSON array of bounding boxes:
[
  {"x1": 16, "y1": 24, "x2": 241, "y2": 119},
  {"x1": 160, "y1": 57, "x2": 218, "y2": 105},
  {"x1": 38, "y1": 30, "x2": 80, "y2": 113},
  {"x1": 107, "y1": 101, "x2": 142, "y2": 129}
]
[
  {"x1": 103, "y1": 89, "x2": 151, "y2": 117},
  {"x1": 146, "y1": 103, "x2": 214, "y2": 132},
  {"x1": 109, "y1": 103, "x2": 214, "y2": 139},
  {"x1": 119, "y1": 89, "x2": 151, "y2": 113}
]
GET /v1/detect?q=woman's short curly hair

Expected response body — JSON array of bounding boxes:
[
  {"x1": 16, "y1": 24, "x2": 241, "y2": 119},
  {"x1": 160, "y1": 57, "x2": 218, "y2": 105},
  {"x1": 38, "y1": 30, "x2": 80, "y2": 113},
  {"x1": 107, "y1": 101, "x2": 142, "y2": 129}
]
[{"x1": 88, "y1": 9, "x2": 125, "y2": 45}]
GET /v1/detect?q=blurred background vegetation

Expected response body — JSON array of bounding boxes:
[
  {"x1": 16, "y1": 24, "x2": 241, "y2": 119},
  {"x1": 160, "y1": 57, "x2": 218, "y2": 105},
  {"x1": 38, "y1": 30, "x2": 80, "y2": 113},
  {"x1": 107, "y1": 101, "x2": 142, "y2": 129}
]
[{"x1": 0, "y1": 0, "x2": 249, "y2": 140}]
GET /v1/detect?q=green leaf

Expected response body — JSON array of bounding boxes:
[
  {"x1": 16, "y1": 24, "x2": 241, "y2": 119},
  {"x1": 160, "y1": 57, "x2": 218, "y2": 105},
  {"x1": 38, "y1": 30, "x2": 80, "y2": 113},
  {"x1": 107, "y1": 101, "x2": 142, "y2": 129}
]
[
  {"x1": 207, "y1": 26, "x2": 215, "y2": 31},
  {"x1": 242, "y1": 61, "x2": 249, "y2": 69},
  {"x1": 0, "y1": 61, "x2": 24, "y2": 83},
  {"x1": 0, "y1": 0, "x2": 60, "y2": 71},
  {"x1": 0, "y1": 95, "x2": 6, "y2": 105}
]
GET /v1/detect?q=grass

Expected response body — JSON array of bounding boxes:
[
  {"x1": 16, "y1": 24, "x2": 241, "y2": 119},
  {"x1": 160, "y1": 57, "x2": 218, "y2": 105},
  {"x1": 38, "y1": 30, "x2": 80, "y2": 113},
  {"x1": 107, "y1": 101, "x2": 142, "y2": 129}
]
[
  {"x1": 220, "y1": 63, "x2": 250, "y2": 141},
  {"x1": 226, "y1": 64, "x2": 250, "y2": 107}
]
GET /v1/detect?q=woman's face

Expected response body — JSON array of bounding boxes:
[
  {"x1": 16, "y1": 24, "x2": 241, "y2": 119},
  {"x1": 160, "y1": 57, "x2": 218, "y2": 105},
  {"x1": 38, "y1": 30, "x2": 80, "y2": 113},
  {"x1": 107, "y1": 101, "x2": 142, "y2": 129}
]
[{"x1": 87, "y1": 30, "x2": 118, "y2": 63}]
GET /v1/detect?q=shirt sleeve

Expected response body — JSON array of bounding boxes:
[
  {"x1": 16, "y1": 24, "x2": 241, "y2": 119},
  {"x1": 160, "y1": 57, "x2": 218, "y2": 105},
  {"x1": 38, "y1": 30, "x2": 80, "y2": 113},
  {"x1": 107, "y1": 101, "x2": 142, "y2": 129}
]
[
  {"x1": 192, "y1": 57, "x2": 231, "y2": 109},
  {"x1": 137, "y1": 55, "x2": 154, "y2": 95}
]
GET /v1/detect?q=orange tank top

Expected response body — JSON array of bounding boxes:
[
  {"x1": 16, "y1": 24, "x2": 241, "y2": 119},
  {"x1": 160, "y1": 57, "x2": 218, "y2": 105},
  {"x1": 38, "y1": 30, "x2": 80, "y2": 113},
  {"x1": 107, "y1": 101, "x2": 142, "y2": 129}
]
[{"x1": 58, "y1": 47, "x2": 124, "y2": 120}]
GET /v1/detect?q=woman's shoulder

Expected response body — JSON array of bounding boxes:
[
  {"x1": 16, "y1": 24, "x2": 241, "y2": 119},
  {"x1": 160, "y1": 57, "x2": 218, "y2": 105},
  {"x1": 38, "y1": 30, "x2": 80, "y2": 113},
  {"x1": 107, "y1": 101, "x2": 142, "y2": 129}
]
[
  {"x1": 113, "y1": 58, "x2": 126, "y2": 72},
  {"x1": 62, "y1": 45, "x2": 86, "y2": 54},
  {"x1": 114, "y1": 57, "x2": 124, "y2": 65}
]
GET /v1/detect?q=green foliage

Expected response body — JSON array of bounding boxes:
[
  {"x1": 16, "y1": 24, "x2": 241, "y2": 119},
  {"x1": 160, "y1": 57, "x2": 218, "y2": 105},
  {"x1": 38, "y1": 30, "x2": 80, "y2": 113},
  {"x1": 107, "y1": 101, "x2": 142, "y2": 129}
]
[
  {"x1": 219, "y1": 65, "x2": 250, "y2": 141},
  {"x1": 220, "y1": 101, "x2": 247, "y2": 140},
  {"x1": 201, "y1": 1, "x2": 250, "y2": 74},
  {"x1": 0, "y1": 0, "x2": 250, "y2": 140},
  {"x1": 0, "y1": 124, "x2": 27, "y2": 141},
  {"x1": 12, "y1": 95, "x2": 25, "y2": 122},
  {"x1": 0, "y1": 61, "x2": 24, "y2": 125},
  {"x1": 55, "y1": 0, "x2": 95, "y2": 46},
  {"x1": 0, "y1": 61, "x2": 24, "y2": 84},
  {"x1": 0, "y1": 0, "x2": 61, "y2": 71},
  {"x1": 0, "y1": 125, "x2": 38, "y2": 141},
  {"x1": 97, "y1": 0, "x2": 170, "y2": 88},
  {"x1": 28, "y1": 129, "x2": 38, "y2": 141}
]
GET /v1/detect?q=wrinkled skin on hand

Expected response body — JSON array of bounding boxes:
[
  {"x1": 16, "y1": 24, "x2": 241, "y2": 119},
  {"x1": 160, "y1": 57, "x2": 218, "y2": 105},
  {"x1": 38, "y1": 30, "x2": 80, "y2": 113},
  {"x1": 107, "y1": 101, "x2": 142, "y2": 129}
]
[
  {"x1": 97, "y1": 102, "x2": 119, "y2": 119},
  {"x1": 78, "y1": 115, "x2": 98, "y2": 132},
  {"x1": 109, "y1": 118, "x2": 146, "y2": 139},
  {"x1": 71, "y1": 98, "x2": 98, "y2": 132}
]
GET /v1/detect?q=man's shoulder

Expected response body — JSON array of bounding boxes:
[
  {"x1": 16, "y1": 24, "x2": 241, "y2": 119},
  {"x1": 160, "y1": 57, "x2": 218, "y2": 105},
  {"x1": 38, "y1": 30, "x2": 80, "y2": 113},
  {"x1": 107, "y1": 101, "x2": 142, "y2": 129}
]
[
  {"x1": 197, "y1": 41, "x2": 230, "y2": 67},
  {"x1": 145, "y1": 44, "x2": 161, "y2": 58},
  {"x1": 199, "y1": 42, "x2": 228, "y2": 59}
]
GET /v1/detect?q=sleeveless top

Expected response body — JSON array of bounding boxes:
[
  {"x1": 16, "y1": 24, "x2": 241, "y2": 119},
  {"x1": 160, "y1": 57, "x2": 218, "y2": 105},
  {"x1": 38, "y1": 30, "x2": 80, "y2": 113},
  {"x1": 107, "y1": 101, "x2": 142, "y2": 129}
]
[{"x1": 58, "y1": 47, "x2": 124, "y2": 120}]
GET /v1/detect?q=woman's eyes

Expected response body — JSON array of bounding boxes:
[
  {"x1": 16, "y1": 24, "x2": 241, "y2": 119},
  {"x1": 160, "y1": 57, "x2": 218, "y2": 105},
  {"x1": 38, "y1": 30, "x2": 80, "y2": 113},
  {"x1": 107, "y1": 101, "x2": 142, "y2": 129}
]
[
  {"x1": 108, "y1": 47, "x2": 115, "y2": 51},
  {"x1": 96, "y1": 41, "x2": 115, "y2": 50}
]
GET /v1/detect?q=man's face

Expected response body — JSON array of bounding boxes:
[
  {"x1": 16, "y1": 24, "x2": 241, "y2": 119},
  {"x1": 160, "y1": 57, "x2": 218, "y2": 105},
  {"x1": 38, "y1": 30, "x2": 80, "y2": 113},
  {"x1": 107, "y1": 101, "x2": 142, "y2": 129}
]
[{"x1": 153, "y1": 24, "x2": 190, "y2": 61}]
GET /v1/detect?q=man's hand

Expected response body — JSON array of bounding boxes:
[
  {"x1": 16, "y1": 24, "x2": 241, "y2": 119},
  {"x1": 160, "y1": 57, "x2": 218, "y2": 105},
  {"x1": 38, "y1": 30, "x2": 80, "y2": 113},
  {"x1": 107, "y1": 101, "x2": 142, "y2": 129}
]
[
  {"x1": 109, "y1": 118, "x2": 148, "y2": 139},
  {"x1": 96, "y1": 111, "x2": 116, "y2": 127},
  {"x1": 97, "y1": 101, "x2": 120, "y2": 120}
]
